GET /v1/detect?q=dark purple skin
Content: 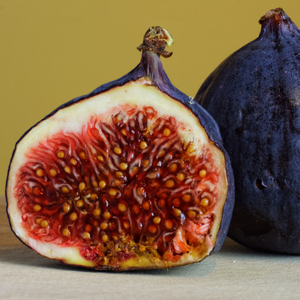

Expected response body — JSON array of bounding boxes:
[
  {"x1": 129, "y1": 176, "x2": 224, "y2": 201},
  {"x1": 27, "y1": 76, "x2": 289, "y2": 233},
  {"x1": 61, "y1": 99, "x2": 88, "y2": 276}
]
[
  {"x1": 6, "y1": 46, "x2": 234, "y2": 257},
  {"x1": 195, "y1": 8, "x2": 300, "y2": 254}
]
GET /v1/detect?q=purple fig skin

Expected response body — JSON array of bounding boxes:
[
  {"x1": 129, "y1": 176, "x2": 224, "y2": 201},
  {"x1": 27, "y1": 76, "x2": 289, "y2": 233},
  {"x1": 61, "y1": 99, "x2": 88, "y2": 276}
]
[
  {"x1": 196, "y1": 8, "x2": 300, "y2": 254},
  {"x1": 6, "y1": 29, "x2": 234, "y2": 261}
]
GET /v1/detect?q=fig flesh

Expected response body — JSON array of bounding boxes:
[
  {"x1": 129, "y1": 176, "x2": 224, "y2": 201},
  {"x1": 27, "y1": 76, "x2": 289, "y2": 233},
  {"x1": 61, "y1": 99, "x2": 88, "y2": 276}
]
[
  {"x1": 196, "y1": 8, "x2": 300, "y2": 254},
  {"x1": 7, "y1": 27, "x2": 234, "y2": 270}
]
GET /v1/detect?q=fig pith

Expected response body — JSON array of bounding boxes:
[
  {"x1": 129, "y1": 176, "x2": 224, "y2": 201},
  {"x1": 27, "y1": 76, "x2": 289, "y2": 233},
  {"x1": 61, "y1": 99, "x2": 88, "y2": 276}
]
[
  {"x1": 6, "y1": 27, "x2": 234, "y2": 270},
  {"x1": 196, "y1": 8, "x2": 300, "y2": 254}
]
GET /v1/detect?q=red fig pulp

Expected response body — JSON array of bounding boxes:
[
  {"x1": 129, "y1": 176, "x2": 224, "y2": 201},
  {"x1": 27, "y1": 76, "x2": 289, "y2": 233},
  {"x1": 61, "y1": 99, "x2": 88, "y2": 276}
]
[{"x1": 6, "y1": 27, "x2": 234, "y2": 270}]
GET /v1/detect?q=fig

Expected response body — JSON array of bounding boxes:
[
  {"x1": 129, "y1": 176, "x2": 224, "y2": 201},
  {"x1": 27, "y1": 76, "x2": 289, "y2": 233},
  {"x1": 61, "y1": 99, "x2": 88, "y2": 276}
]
[
  {"x1": 196, "y1": 8, "x2": 300, "y2": 254},
  {"x1": 6, "y1": 27, "x2": 234, "y2": 270}
]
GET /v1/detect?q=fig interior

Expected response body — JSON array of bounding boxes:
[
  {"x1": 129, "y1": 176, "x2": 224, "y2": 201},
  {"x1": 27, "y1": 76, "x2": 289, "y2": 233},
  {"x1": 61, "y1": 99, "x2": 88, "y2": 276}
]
[{"x1": 7, "y1": 79, "x2": 227, "y2": 269}]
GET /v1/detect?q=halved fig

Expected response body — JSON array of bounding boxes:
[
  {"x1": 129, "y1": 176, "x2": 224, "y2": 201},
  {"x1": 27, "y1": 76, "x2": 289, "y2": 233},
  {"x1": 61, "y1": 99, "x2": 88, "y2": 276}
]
[{"x1": 6, "y1": 27, "x2": 234, "y2": 270}]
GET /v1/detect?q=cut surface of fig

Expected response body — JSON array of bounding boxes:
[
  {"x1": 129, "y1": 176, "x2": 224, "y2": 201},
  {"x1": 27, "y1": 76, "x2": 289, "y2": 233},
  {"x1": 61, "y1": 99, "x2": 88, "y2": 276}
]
[{"x1": 6, "y1": 27, "x2": 234, "y2": 270}]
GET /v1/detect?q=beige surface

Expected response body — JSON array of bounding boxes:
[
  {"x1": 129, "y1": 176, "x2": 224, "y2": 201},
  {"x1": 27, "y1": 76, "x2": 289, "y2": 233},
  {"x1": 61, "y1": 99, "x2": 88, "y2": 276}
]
[{"x1": 1, "y1": 196, "x2": 300, "y2": 300}]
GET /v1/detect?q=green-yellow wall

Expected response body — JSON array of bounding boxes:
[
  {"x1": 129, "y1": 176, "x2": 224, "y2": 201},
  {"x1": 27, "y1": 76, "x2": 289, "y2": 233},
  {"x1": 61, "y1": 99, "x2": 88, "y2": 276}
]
[{"x1": 1, "y1": 0, "x2": 300, "y2": 194}]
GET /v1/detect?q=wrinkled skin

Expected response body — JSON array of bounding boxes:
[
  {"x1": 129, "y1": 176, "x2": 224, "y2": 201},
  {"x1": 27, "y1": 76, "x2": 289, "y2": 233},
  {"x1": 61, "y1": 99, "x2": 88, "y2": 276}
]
[{"x1": 196, "y1": 8, "x2": 300, "y2": 254}]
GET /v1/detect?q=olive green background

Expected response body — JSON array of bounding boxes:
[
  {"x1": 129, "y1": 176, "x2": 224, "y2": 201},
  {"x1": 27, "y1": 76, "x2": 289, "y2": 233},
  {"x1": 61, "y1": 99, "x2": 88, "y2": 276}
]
[{"x1": 1, "y1": 0, "x2": 300, "y2": 195}]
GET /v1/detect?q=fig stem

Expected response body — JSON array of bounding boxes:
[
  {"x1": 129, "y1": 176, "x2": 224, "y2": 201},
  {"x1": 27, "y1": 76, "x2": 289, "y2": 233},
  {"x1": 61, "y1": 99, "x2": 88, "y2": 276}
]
[
  {"x1": 259, "y1": 7, "x2": 283, "y2": 24},
  {"x1": 137, "y1": 26, "x2": 174, "y2": 58},
  {"x1": 258, "y1": 7, "x2": 298, "y2": 38}
]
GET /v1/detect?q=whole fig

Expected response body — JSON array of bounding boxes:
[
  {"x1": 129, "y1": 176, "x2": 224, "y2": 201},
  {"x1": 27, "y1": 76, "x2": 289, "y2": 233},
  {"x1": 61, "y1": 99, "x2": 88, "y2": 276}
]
[{"x1": 196, "y1": 8, "x2": 300, "y2": 254}]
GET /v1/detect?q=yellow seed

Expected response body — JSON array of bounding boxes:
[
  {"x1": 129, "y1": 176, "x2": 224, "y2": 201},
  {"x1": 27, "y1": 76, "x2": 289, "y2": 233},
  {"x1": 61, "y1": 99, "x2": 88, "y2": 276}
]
[
  {"x1": 137, "y1": 187, "x2": 145, "y2": 195},
  {"x1": 100, "y1": 222, "x2": 108, "y2": 230},
  {"x1": 90, "y1": 193, "x2": 97, "y2": 200},
  {"x1": 199, "y1": 169, "x2": 207, "y2": 178},
  {"x1": 165, "y1": 220, "x2": 173, "y2": 230},
  {"x1": 35, "y1": 218, "x2": 42, "y2": 224},
  {"x1": 169, "y1": 164, "x2": 178, "y2": 172},
  {"x1": 152, "y1": 257, "x2": 159, "y2": 264},
  {"x1": 76, "y1": 200, "x2": 84, "y2": 208},
  {"x1": 158, "y1": 199, "x2": 165, "y2": 208},
  {"x1": 113, "y1": 116, "x2": 118, "y2": 124},
  {"x1": 133, "y1": 205, "x2": 140, "y2": 214},
  {"x1": 139, "y1": 245, "x2": 146, "y2": 252},
  {"x1": 119, "y1": 162, "x2": 128, "y2": 170},
  {"x1": 103, "y1": 257, "x2": 109, "y2": 265},
  {"x1": 152, "y1": 181, "x2": 160, "y2": 187},
  {"x1": 49, "y1": 169, "x2": 57, "y2": 177},
  {"x1": 33, "y1": 204, "x2": 41, "y2": 212},
  {"x1": 123, "y1": 221, "x2": 130, "y2": 229},
  {"x1": 158, "y1": 150, "x2": 165, "y2": 158},
  {"x1": 121, "y1": 129, "x2": 127, "y2": 136},
  {"x1": 132, "y1": 166, "x2": 139, "y2": 174},
  {"x1": 102, "y1": 235, "x2": 109, "y2": 243},
  {"x1": 33, "y1": 187, "x2": 42, "y2": 195},
  {"x1": 64, "y1": 166, "x2": 71, "y2": 174},
  {"x1": 61, "y1": 186, "x2": 70, "y2": 194},
  {"x1": 113, "y1": 114, "x2": 123, "y2": 123},
  {"x1": 103, "y1": 212, "x2": 112, "y2": 219},
  {"x1": 79, "y1": 152, "x2": 86, "y2": 159},
  {"x1": 69, "y1": 212, "x2": 78, "y2": 221},
  {"x1": 200, "y1": 198, "x2": 210, "y2": 207},
  {"x1": 176, "y1": 173, "x2": 185, "y2": 182},
  {"x1": 57, "y1": 151, "x2": 64, "y2": 159},
  {"x1": 114, "y1": 147, "x2": 122, "y2": 155},
  {"x1": 165, "y1": 180, "x2": 175, "y2": 188},
  {"x1": 113, "y1": 179, "x2": 122, "y2": 186},
  {"x1": 109, "y1": 189, "x2": 117, "y2": 196},
  {"x1": 188, "y1": 210, "x2": 197, "y2": 219},
  {"x1": 92, "y1": 180, "x2": 98, "y2": 188},
  {"x1": 99, "y1": 180, "x2": 106, "y2": 189},
  {"x1": 36, "y1": 169, "x2": 44, "y2": 177},
  {"x1": 112, "y1": 235, "x2": 119, "y2": 241},
  {"x1": 173, "y1": 208, "x2": 182, "y2": 217},
  {"x1": 142, "y1": 160, "x2": 149, "y2": 168},
  {"x1": 41, "y1": 220, "x2": 48, "y2": 228},
  {"x1": 116, "y1": 171, "x2": 123, "y2": 178},
  {"x1": 182, "y1": 194, "x2": 192, "y2": 202},
  {"x1": 163, "y1": 128, "x2": 171, "y2": 136},
  {"x1": 63, "y1": 203, "x2": 70, "y2": 213},
  {"x1": 153, "y1": 216, "x2": 161, "y2": 224},
  {"x1": 142, "y1": 201, "x2": 150, "y2": 210},
  {"x1": 140, "y1": 141, "x2": 147, "y2": 150},
  {"x1": 62, "y1": 228, "x2": 70, "y2": 237},
  {"x1": 148, "y1": 225, "x2": 157, "y2": 234},
  {"x1": 79, "y1": 182, "x2": 86, "y2": 192},
  {"x1": 97, "y1": 155, "x2": 104, "y2": 162},
  {"x1": 85, "y1": 224, "x2": 92, "y2": 232},
  {"x1": 118, "y1": 203, "x2": 127, "y2": 212},
  {"x1": 172, "y1": 198, "x2": 181, "y2": 207},
  {"x1": 82, "y1": 232, "x2": 90, "y2": 239},
  {"x1": 70, "y1": 158, "x2": 77, "y2": 165},
  {"x1": 93, "y1": 208, "x2": 101, "y2": 216}
]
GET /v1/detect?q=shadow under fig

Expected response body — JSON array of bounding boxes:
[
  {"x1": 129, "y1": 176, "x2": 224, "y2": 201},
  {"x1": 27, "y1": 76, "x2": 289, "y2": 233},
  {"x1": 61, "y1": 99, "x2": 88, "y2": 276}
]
[
  {"x1": 1, "y1": 236, "x2": 292, "y2": 277},
  {"x1": 129, "y1": 257, "x2": 215, "y2": 278},
  {"x1": 219, "y1": 237, "x2": 259, "y2": 255},
  {"x1": 219, "y1": 237, "x2": 293, "y2": 259},
  {"x1": 0, "y1": 245, "x2": 215, "y2": 277}
]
